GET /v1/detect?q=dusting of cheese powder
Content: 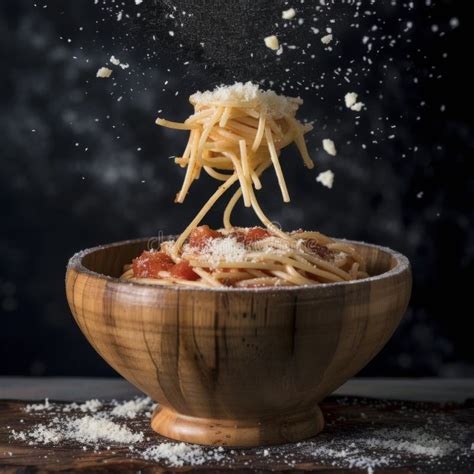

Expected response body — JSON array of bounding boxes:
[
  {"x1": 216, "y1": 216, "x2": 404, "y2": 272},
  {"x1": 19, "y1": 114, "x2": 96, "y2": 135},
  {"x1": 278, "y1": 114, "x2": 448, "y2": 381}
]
[{"x1": 202, "y1": 236, "x2": 247, "y2": 268}]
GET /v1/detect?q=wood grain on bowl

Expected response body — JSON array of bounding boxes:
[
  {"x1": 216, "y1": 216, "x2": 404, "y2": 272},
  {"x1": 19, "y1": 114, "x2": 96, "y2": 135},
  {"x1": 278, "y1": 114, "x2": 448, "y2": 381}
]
[{"x1": 66, "y1": 238, "x2": 411, "y2": 447}]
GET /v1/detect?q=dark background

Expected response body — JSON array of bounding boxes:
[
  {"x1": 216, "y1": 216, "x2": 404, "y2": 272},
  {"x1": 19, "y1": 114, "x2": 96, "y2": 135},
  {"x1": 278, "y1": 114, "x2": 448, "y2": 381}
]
[{"x1": 1, "y1": 0, "x2": 472, "y2": 377}]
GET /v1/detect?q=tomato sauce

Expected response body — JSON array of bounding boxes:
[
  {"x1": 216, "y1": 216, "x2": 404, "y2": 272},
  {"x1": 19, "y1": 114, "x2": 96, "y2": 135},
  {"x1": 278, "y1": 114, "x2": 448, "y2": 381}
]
[
  {"x1": 188, "y1": 225, "x2": 222, "y2": 248},
  {"x1": 132, "y1": 251, "x2": 199, "y2": 281},
  {"x1": 132, "y1": 251, "x2": 174, "y2": 278},
  {"x1": 169, "y1": 261, "x2": 200, "y2": 281}
]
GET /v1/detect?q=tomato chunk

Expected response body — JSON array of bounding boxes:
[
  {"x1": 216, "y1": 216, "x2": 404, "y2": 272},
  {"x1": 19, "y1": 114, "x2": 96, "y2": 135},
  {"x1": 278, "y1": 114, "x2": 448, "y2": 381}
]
[
  {"x1": 132, "y1": 251, "x2": 174, "y2": 278},
  {"x1": 243, "y1": 227, "x2": 271, "y2": 244},
  {"x1": 188, "y1": 225, "x2": 222, "y2": 248},
  {"x1": 170, "y1": 261, "x2": 200, "y2": 281}
]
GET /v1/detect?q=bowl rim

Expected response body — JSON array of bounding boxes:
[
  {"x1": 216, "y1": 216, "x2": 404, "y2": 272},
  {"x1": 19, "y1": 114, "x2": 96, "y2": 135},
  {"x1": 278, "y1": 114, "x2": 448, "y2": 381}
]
[{"x1": 67, "y1": 236, "x2": 411, "y2": 294}]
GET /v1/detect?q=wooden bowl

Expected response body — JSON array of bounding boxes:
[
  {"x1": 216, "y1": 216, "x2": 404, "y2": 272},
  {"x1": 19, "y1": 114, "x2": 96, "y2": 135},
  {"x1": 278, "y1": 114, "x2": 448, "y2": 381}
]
[{"x1": 66, "y1": 237, "x2": 411, "y2": 447}]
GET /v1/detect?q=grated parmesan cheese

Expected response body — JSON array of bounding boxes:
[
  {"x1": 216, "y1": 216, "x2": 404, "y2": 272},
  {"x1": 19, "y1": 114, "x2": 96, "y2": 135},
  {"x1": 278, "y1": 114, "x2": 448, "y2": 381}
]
[
  {"x1": 322, "y1": 138, "x2": 337, "y2": 156},
  {"x1": 344, "y1": 92, "x2": 358, "y2": 108},
  {"x1": 25, "y1": 398, "x2": 53, "y2": 412},
  {"x1": 77, "y1": 399, "x2": 103, "y2": 413},
  {"x1": 264, "y1": 35, "x2": 280, "y2": 51},
  {"x1": 96, "y1": 67, "x2": 112, "y2": 78},
  {"x1": 69, "y1": 416, "x2": 144, "y2": 444},
  {"x1": 282, "y1": 8, "x2": 296, "y2": 20},
  {"x1": 350, "y1": 102, "x2": 364, "y2": 112},
  {"x1": 344, "y1": 92, "x2": 365, "y2": 112},
  {"x1": 316, "y1": 170, "x2": 335, "y2": 189},
  {"x1": 12, "y1": 416, "x2": 144, "y2": 446},
  {"x1": 190, "y1": 82, "x2": 303, "y2": 119},
  {"x1": 321, "y1": 34, "x2": 333, "y2": 45},
  {"x1": 111, "y1": 397, "x2": 155, "y2": 419},
  {"x1": 194, "y1": 237, "x2": 247, "y2": 268},
  {"x1": 141, "y1": 443, "x2": 224, "y2": 466},
  {"x1": 110, "y1": 55, "x2": 120, "y2": 65},
  {"x1": 10, "y1": 396, "x2": 473, "y2": 470}
]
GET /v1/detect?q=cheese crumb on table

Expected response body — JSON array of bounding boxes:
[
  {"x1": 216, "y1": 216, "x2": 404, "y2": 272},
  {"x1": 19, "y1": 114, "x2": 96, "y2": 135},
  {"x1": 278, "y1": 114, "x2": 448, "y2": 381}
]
[
  {"x1": 96, "y1": 67, "x2": 112, "y2": 78},
  {"x1": 321, "y1": 34, "x2": 333, "y2": 45},
  {"x1": 11, "y1": 416, "x2": 144, "y2": 445},
  {"x1": 111, "y1": 397, "x2": 155, "y2": 419},
  {"x1": 316, "y1": 170, "x2": 335, "y2": 189},
  {"x1": 322, "y1": 138, "x2": 337, "y2": 156},
  {"x1": 25, "y1": 398, "x2": 53, "y2": 412},
  {"x1": 264, "y1": 35, "x2": 280, "y2": 51},
  {"x1": 282, "y1": 8, "x2": 296, "y2": 20},
  {"x1": 141, "y1": 443, "x2": 223, "y2": 466},
  {"x1": 9, "y1": 396, "x2": 473, "y2": 470}
]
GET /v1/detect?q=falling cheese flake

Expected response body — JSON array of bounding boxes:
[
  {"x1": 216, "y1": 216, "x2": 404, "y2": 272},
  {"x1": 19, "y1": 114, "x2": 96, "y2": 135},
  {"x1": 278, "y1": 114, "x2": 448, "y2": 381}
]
[
  {"x1": 264, "y1": 35, "x2": 280, "y2": 51},
  {"x1": 316, "y1": 170, "x2": 335, "y2": 189},
  {"x1": 282, "y1": 8, "x2": 296, "y2": 20},
  {"x1": 107, "y1": 56, "x2": 130, "y2": 71},
  {"x1": 96, "y1": 67, "x2": 112, "y2": 78},
  {"x1": 344, "y1": 92, "x2": 365, "y2": 112},
  {"x1": 321, "y1": 34, "x2": 333, "y2": 45},
  {"x1": 322, "y1": 138, "x2": 337, "y2": 156},
  {"x1": 345, "y1": 92, "x2": 358, "y2": 108},
  {"x1": 350, "y1": 102, "x2": 364, "y2": 112}
]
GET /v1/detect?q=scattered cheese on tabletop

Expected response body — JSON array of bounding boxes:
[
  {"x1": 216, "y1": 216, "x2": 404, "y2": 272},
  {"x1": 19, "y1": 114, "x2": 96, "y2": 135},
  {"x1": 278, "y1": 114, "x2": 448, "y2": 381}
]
[{"x1": 322, "y1": 138, "x2": 337, "y2": 156}]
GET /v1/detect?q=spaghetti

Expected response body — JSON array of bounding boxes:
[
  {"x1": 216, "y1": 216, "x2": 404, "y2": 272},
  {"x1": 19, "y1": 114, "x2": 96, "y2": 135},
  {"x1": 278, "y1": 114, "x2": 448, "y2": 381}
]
[{"x1": 121, "y1": 82, "x2": 369, "y2": 288}]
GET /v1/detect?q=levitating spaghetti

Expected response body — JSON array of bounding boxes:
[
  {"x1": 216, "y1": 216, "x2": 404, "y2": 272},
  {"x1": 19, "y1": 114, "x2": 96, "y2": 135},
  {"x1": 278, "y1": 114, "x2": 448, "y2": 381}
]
[{"x1": 121, "y1": 82, "x2": 369, "y2": 288}]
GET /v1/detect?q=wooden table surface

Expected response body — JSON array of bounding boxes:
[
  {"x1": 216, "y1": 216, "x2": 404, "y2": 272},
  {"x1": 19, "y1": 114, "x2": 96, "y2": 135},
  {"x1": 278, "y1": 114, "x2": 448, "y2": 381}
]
[
  {"x1": 0, "y1": 378, "x2": 473, "y2": 473},
  {"x1": 2, "y1": 377, "x2": 473, "y2": 403}
]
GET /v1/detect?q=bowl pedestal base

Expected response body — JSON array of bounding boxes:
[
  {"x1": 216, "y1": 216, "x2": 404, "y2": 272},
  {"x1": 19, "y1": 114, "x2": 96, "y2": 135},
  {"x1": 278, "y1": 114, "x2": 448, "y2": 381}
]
[{"x1": 150, "y1": 405, "x2": 324, "y2": 447}]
